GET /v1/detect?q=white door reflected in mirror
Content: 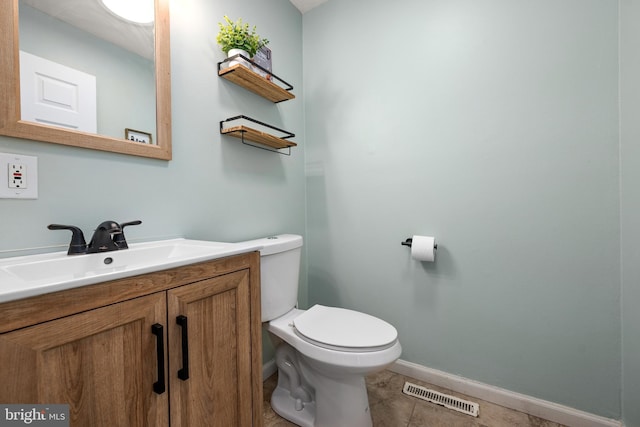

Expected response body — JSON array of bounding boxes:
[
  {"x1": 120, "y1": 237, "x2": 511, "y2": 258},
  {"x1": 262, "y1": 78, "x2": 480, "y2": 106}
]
[{"x1": 19, "y1": 51, "x2": 97, "y2": 133}]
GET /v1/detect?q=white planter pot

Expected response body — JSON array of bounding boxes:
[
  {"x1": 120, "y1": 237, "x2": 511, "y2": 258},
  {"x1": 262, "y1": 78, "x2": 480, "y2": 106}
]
[{"x1": 228, "y1": 48, "x2": 251, "y2": 68}]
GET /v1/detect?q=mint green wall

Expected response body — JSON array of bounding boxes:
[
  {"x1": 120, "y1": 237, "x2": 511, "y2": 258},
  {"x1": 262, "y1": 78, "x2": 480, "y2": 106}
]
[
  {"x1": 2, "y1": 0, "x2": 637, "y2": 423},
  {"x1": 620, "y1": 1, "x2": 640, "y2": 426},
  {"x1": 0, "y1": 0, "x2": 306, "y2": 278},
  {"x1": 304, "y1": 0, "x2": 620, "y2": 419}
]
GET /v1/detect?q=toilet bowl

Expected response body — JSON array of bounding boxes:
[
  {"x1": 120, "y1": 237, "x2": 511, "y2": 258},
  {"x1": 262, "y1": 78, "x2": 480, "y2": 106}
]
[
  {"x1": 242, "y1": 234, "x2": 402, "y2": 427},
  {"x1": 268, "y1": 306, "x2": 402, "y2": 426}
]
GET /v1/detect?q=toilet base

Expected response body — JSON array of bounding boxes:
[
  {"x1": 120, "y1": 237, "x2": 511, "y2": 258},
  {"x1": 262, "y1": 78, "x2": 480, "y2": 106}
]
[
  {"x1": 270, "y1": 342, "x2": 374, "y2": 427},
  {"x1": 271, "y1": 386, "x2": 317, "y2": 427},
  {"x1": 271, "y1": 343, "x2": 316, "y2": 427}
]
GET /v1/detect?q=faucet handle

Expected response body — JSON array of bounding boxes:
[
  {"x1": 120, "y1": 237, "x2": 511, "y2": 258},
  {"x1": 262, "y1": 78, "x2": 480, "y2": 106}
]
[
  {"x1": 113, "y1": 220, "x2": 142, "y2": 249},
  {"x1": 48, "y1": 224, "x2": 87, "y2": 255},
  {"x1": 87, "y1": 221, "x2": 122, "y2": 253}
]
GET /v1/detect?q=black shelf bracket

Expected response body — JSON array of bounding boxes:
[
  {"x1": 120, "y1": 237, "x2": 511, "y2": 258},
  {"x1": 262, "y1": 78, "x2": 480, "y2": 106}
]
[
  {"x1": 220, "y1": 115, "x2": 295, "y2": 156},
  {"x1": 218, "y1": 54, "x2": 294, "y2": 97}
]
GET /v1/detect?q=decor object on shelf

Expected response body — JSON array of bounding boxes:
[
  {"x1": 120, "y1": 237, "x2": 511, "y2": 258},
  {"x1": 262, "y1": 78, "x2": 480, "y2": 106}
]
[
  {"x1": 216, "y1": 15, "x2": 269, "y2": 68},
  {"x1": 253, "y1": 46, "x2": 272, "y2": 80},
  {"x1": 227, "y1": 49, "x2": 252, "y2": 69}
]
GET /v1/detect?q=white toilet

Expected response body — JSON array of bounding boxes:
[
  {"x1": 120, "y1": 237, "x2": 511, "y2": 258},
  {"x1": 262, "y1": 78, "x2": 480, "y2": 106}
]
[{"x1": 246, "y1": 234, "x2": 402, "y2": 427}]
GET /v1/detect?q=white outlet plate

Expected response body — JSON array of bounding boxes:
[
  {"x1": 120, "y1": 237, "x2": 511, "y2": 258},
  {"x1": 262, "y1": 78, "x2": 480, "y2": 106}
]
[{"x1": 0, "y1": 153, "x2": 38, "y2": 199}]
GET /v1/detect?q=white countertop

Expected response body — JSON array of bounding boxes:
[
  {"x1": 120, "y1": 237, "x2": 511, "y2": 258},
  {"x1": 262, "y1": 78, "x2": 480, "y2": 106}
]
[{"x1": 0, "y1": 238, "x2": 262, "y2": 303}]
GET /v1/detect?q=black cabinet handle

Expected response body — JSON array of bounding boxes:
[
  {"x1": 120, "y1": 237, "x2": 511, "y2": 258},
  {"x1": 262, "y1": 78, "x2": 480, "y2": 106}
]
[
  {"x1": 176, "y1": 315, "x2": 189, "y2": 381},
  {"x1": 151, "y1": 324, "x2": 166, "y2": 394}
]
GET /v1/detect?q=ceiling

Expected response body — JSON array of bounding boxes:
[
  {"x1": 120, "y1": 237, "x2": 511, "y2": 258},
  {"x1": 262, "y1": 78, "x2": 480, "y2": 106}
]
[
  {"x1": 289, "y1": 0, "x2": 328, "y2": 14},
  {"x1": 20, "y1": 0, "x2": 154, "y2": 60},
  {"x1": 20, "y1": 0, "x2": 326, "y2": 61}
]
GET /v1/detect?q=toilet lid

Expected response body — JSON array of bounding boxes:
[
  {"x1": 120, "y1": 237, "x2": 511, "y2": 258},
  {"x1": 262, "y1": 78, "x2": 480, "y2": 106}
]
[{"x1": 293, "y1": 305, "x2": 398, "y2": 350}]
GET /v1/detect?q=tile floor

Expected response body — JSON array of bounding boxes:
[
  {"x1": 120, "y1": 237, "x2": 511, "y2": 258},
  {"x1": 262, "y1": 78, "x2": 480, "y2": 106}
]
[{"x1": 263, "y1": 369, "x2": 567, "y2": 427}]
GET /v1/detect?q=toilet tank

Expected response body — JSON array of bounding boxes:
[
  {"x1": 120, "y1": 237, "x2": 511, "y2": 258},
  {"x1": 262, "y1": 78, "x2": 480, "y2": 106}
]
[{"x1": 244, "y1": 234, "x2": 303, "y2": 322}]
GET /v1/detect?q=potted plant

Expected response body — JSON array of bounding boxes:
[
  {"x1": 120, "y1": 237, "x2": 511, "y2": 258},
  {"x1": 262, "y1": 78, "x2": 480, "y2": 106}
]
[{"x1": 217, "y1": 15, "x2": 269, "y2": 68}]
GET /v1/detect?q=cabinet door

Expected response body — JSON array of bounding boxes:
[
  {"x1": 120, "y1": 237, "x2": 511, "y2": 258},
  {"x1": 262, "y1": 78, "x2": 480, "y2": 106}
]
[
  {"x1": 0, "y1": 292, "x2": 169, "y2": 427},
  {"x1": 168, "y1": 269, "x2": 253, "y2": 427}
]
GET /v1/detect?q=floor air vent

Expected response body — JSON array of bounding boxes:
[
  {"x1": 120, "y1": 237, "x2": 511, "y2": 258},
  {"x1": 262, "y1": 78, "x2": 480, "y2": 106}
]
[{"x1": 402, "y1": 381, "x2": 479, "y2": 417}]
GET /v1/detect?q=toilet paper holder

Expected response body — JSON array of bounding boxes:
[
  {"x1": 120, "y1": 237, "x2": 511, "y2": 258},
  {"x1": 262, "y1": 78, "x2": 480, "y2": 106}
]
[{"x1": 401, "y1": 238, "x2": 438, "y2": 250}]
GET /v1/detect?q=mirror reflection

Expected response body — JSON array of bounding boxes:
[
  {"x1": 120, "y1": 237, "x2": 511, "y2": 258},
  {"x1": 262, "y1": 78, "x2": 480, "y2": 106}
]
[{"x1": 18, "y1": 0, "x2": 157, "y2": 144}]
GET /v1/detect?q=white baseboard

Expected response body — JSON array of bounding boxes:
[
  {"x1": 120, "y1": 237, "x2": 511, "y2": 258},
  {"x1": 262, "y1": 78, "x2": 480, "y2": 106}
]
[{"x1": 390, "y1": 359, "x2": 621, "y2": 427}]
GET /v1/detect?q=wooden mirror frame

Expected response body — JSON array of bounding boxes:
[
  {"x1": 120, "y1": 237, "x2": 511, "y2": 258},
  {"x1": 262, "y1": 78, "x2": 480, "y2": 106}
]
[{"x1": 0, "y1": 0, "x2": 172, "y2": 160}]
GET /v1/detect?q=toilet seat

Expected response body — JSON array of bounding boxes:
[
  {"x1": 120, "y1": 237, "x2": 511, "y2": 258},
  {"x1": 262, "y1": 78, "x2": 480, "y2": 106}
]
[{"x1": 293, "y1": 305, "x2": 398, "y2": 352}]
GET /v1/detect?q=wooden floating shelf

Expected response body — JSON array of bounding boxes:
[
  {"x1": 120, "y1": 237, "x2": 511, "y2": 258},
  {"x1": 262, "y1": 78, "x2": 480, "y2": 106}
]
[
  {"x1": 218, "y1": 63, "x2": 295, "y2": 103},
  {"x1": 221, "y1": 125, "x2": 297, "y2": 150}
]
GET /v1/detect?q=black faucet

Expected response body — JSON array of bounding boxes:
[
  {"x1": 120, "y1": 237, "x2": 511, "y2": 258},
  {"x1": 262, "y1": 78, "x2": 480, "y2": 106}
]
[
  {"x1": 113, "y1": 220, "x2": 142, "y2": 249},
  {"x1": 47, "y1": 224, "x2": 87, "y2": 255},
  {"x1": 48, "y1": 220, "x2": 142, "y2": 255},
  {"x1": 87, "y1": 220, "x2": 122, "y2": 253}
]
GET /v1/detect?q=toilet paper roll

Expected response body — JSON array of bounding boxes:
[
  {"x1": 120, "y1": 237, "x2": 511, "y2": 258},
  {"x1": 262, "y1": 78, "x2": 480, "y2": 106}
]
[{"x1": 411, "y1": 235, "x2": 436, "y2": 262}]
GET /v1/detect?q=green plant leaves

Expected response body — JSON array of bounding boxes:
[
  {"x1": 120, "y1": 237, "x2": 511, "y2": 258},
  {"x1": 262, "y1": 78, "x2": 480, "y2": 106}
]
[{"x1": 216, "y1": 15, "x2": 269, "y2": 57}]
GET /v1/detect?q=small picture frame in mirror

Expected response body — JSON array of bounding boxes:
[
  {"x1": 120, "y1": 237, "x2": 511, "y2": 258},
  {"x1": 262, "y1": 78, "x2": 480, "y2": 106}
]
[{"x1": 125, "y1": 128, "x2": 153, "y2": 144}]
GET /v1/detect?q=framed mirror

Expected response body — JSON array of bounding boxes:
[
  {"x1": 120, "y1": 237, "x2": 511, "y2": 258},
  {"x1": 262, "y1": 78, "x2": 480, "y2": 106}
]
[{"x1": 0, "y1": 0, "x2": 171, "y2": 160}]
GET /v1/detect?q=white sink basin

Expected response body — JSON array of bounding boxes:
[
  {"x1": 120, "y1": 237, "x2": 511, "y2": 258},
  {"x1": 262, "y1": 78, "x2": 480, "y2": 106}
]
[{"x1": 0, "y1": 238, "x2": 261, "y2": 303}]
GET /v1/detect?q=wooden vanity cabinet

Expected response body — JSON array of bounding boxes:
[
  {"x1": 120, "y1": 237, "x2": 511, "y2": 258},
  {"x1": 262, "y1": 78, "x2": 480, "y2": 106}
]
[
  {"x1": 168, "y1": 269, "x2": 254, "y2": 427},
  {"x1": 0, "y1": 252, "x2": 263, "y2": 427},
  {"x1": 0, "y1": 292, "x2": 169, "y2": 425}
]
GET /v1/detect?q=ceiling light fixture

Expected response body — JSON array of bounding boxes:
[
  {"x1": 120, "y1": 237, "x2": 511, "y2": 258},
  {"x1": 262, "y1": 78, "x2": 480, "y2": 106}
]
[{"x1": 100, "y1": 0, "x2": 155, "y2": 25}]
